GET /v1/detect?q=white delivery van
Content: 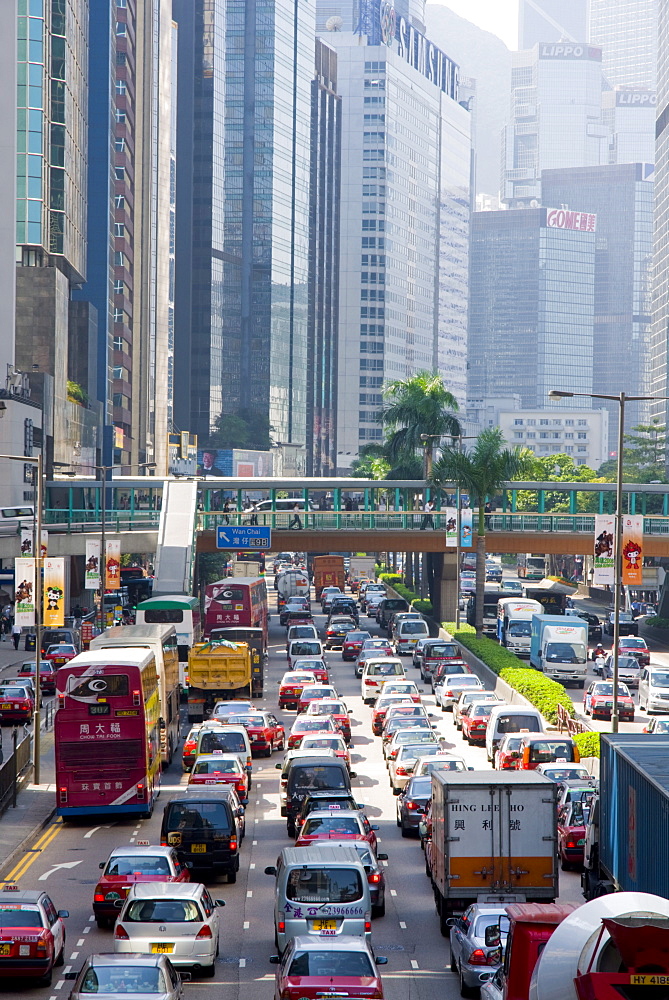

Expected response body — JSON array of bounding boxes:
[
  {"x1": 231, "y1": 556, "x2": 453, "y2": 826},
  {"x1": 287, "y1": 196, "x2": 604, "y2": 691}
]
[{"x1": 485, "y1": 705, "x2": 545, "y2": 762}]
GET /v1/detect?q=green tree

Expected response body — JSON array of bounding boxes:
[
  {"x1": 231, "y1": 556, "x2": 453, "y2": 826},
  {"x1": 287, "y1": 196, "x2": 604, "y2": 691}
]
[
  {"x1": 432, "y1": 428, "x2": 532, "y2": 633},
  {"x1": 382, "y1": 371, "x2": 461, "y2": 476},
  {"x1": 624, "y1": 419, "x2": 667, "y2": 469},
  {"x1": 206, "y1": 409, "x2": 274, "y2": 451},
  {"x1": 513, "y1": 453, "x2": 610, "y2": 512},
  {"x1": 351, "y1": 444, "x2": 390, "y2": 480}
]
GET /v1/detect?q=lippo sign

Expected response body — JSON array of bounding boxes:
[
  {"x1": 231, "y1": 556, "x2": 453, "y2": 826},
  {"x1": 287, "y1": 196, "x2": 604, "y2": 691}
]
[{"x1": 545, "y1": 208, "x2": 597, "y2": 233}]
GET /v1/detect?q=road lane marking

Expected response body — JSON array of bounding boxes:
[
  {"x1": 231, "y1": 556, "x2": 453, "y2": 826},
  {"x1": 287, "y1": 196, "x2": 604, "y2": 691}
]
[
  {"x1": 64, "y1": 967, "x2": 71, "y2": 974},
  {"x1": 252, "y1": 840, "x2": 257, "y2": 845},
  {"x1": 250, "y1": 863, "x2": 255, "y2": 870},
  {"x1": 70, "y1": 952, "x2": 79, "y2": 960},
  {"x1": 243, "y1": 921, "x2": 250, "y2": 929},
  {"x1": 3, "y1": 820, "x2": 64, "y2": 882},
  {"x1": 39, "y1": 860, "x2": 83, "y2": 881},
  {"x1": 390, "y1": 889, "x2": 397, "y2": 896},
  {"x1": 239, "y1": 958, "x2": 246, "y2": 968},
  {"x1": 77, "y1": 939, "x2": 84, "y2": 946},
  {"x1": 399, "y1": 921, "x2": 407, "y2": 929},
  {"x1": 247, "y1": 890, "x2": 253, "y2": 897},
  {"x1": 83, "y1": 926, "x2": 90, "y2": 933},
  {"x1": 411, "y1": 960, "x2": 419, "y2": 969},
  {"x1": 54, "y1": 982, "x2": 64, "y2": 991},
  {"x1": 88, "y1": 915, "x2": 94, "y2": 922}
]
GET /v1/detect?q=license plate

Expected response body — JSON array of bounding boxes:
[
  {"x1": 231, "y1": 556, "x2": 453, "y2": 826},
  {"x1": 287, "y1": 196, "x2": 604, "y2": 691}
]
[
  {"x1": 0, "y1": 944, "x2": 11, "y2": 956},
  {"x1": 630, "y1": 975, "x2": 669, "y2": 986},
  {"x1": 151, "y1": 944, "x2": 174, "y2": 953},
  {"x1": 0, "y1": 704, "x2": 11, "y2": 710},
  {"x1": 313, "y1": 919, "x2": 337, "y2": 931},
  {"x1": 191, "y1": 844, "x2": 207, "y2": 853}
]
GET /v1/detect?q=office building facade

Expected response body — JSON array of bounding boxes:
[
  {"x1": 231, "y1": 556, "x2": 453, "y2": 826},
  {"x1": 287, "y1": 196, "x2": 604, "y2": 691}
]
[
  {"x1": 468, "y1": 208, "x2": 596, "y2": 410},
  {"x1": 500, "y1": 407, "x2": 609, "y2": 468},
  {"x1": 602, "y1": 89, "x2": 656, "y2": 165},
  {"x1": 323, "y1": 17, "x2": 471, "y2": 468},
  {"x1": 307, "y1": 40, "x2": 341, "y2": 475},
  {"x1": 501, "y1": 43, "x2": 608, "y2": 206},
  {"x1": 518, "y1": 0, "x2": 589, "y2": 50},
  {"x1": 589, "y1": 0, "x2": 657, "y2": 90},
  {"x1": 651, "y1": 1, "x2": 669, "y2": 431}
]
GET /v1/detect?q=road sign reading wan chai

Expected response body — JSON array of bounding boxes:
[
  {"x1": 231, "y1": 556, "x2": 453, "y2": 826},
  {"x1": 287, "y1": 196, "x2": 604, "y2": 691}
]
[{"x1": 216, "y1": 525, "x2": 272, "y2": 550}]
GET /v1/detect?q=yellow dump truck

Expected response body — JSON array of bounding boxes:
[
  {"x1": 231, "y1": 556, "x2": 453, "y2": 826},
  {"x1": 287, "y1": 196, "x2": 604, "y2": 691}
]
[{"x1": 186, "y1": 639, "x2": 252, "y2": 721}]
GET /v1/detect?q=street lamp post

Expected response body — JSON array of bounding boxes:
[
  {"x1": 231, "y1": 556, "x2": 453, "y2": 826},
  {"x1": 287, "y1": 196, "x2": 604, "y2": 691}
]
[
  {"x1": 548, "y1": 389, "x2": 669, "y2": 732},
  {"x1": 0, "y1": 452, "x2": 43, "y2": 784}
]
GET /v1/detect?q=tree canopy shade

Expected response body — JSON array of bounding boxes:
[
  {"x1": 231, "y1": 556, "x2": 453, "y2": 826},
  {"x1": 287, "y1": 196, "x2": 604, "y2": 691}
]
[
  {"x1": 205, "y1": 408, "x2": 274, "y2": 451},
  {"x1": 432, "y1": 428, "x2": 533, "y2": 633},
  {"x1": 382, "y1": 371, "x2": 461, "y2": 476}
]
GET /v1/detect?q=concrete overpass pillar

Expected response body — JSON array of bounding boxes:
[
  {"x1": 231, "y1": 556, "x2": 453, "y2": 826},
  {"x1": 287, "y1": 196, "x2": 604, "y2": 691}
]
[{"x1": 438, "y1": 551, "x2": 458, "y2": 623}]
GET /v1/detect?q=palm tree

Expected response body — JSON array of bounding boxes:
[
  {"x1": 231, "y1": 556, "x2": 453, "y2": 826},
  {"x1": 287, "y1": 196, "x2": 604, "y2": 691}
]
[
  {"x1": 432, "y1": 428, "x2": 533, "y2": 634},
  {"x1": 382, "y1": 371, "x2": 461, "y2": 476}
]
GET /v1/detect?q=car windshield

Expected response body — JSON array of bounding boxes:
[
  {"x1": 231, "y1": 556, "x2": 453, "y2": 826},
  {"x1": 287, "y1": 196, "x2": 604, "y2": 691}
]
[
  {"x1": 618, "y1": 613, "x2": 633, "y2": 622},
  {"x1": 364, "y1": 640, "x2": 390, "y2": 648},
  {"x1": 436, "y1": 666, "x2": 469, "y2": 680},
  {"x1": 443, "y1": 675, "x2": 478, "y2": 687},
  {"x1": 292, "y1": 642, "x2": 321, "y2": 656},
  {"x1": 290, "y1": 765, "x2": 347, "y2": 791},
  {"x1": 226, "y1": 715, "x2": 265, "y2": 726},
  {"x1": 427, "y1": 644, "x2": 459, "y2": 658},
  {"x1": 125, "y1": 899, "x2": 201, "y2": 922},
  {"x1": 387, "y1": 707, "x2": 425, "y2": 718},
  {"x1": 286, "y1": 868, "x2": 363, "y2": 903},
  {"x1": 165, "y1": 802, "x2": 232, "y2": 832},
  {"x1": 650, "y1": 673, "x2": 669, "y2": 688},
  {"x1": 290, "y1": 627, "x2": 316, "y2": 637},
  {"x1": 297, "y1": 719, "x2": 335, "y2": 732},
  {"x1": 106, "y1": 856, "x2": 171, "y2": 876},
  {"x1": 302, "y1": 689, "x2": 334, "y2": 701},
  {"x1": 302, "y1": 816, "x2": 361, "y2": 836},
  {"x1": 399, "y1": 743, "x2": 437, "y2": 759},
  {"x1": 545, "y1": 642, "x2": 587, "y2": 664},
  {"x1": 288, "y1": 674, "x2": 317, "y2": 684},
  {"x1": 502, "y1": 737, "x2": 524, "y2": 752},
  {"x1": 79, "y1": 967, "x2": 167, "y2": 994},
  {"x1": 288, "y1": 949, "x2": 374, "y2": 977},
  {"x1": 401, "y1": 622, "x2": 428, "y2": 634},
  {"x1": 407, "y1": 777, "x2": 432, "y2": 796},
  {"x1": 200, "y1": 732, "x2": 245, "y2": 754},
  {"x1": 472, "y1": 704, "x2": 493, "y2": 718},
  {"x1": 568, "y1": 802, "x2": 590, "y2": 826},
  {"x1": 422, "y1": 758, "x2": 466, "y2": 773},
  {"x1": 396, "y1": 731, "x2": 435, "y2": 745},
  {"x1": 192, "y1": 759, "x2": 240, "y2": 775},
  {"x1": 508, "y1": 622, "x2": 532, "y2": 637},
  {"x1": 383, "y1": 684, "x2": 414, "y2": 694},
  {"x1": 0, "y1": 687, "x2": 29, "y2": 698},
  {"x1": 301, "y1": 738, "x2": 344, "y2": 751},
  {"x1": 47, "y1": 645, "x2": 75, "y2": 654},
  {"x1": 621, "y1": 638, "x2": 645, "y2": 647},
  {"x1": 310, "y1": 703, "x2": 344, "y2": 715},
  {"x1": 0, "y1": 905, "x2": 42, "y2": 927},
  {"x1": 347, "y1": 633, "x2": 368, "y2": 641},
  {"x1": 292, "y1": 662, "x2": 324, "y2": 673},
  {"x1": 593, "y1": 684, "x2": 629, "y2": 697}
]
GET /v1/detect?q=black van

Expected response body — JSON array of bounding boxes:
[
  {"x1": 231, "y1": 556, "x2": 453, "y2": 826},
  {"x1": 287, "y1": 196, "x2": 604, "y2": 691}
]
[
  {"x1": 376, "y1": 598, "x2": 409, "y2": 630},
  {"x1": 161, "y1": 788, "x2": 243, "y2": 883},
  {"x1": 41, "y1": 628, "x2": 80, "y2": 656},
  {"x1": 284, "y1": 756, "x2": 354, "y2": 837}
]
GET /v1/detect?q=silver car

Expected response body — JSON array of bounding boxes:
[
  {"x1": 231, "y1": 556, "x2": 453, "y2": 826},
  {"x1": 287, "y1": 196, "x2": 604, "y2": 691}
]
[
  {"x1": 454, "y1": 690, "x2": 499, "y2": 730},
  {"x1": 449, "y1": 903, "x2": 508, "y2": 994},
  {"x1": 114, "y1": 882, "x2": 224, "y2": 977},
  {"x1": 66, "y1": 953, "x2": 187, "y2": 999}
]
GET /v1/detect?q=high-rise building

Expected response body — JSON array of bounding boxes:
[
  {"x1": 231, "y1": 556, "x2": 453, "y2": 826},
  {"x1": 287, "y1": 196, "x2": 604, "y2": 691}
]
[
  {"x1": 542, "y1": 164, "x2": 654, "y2": 451},
  {"x1": 501, "y1": 43, "x2": 608, "y2": 206},
  {"x1": 589, "y1": 0, "x2": 657, "y2": 89},
  {"x1": 602, "y1": 89, "x2": 657, "y2": 165},
  {"x1": 468, "y1": 208, "x2": 596, "y2": 409},
  {"x1": 650, "y1": 1, "x2": 669, "y2": 431},
  {"x1": 13, "y1": 0, "x2": 98, "y2": 472},
  {"x1": 518, "y1": 0, "x2": 589, "y2": 50},
  {"x1": 316, "y1": 0, "x2": 426, "y2": 34},
  {"x1": 174, "y1": 0, "x2": 314, "y2": 454},
  {"x1": 307, "y1": 40, "x2": 341, "y2": 475},
  {"x1": 321, "y1": 21, "x2": 471, "y2": 467}
]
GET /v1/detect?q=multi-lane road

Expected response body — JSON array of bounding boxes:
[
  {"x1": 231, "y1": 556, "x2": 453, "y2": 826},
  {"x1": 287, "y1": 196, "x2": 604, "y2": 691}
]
[{"x1": 0, "y1": 584, "x2": 640, "y2": 999}]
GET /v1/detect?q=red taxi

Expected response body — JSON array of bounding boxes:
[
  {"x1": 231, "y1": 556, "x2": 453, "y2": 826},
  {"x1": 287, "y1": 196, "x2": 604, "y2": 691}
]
[
  {"x1": 43, "y1": 643, "x2": 78, "y2": 669},
  {"x1": 299, "y1": 734, "x2": 352, "y2": 769},
  {"x1": 271, "y1": 935, "x2": 386, "y2": 1000},
  {"x1": 17, "y1": 659, "x2": 57, "y2": 695},
  {"x1": 371, "y1": 696, "x2": 415, "y2": 736},
  {"x1": 460, "y1": 701, "x2": 495, "y2": 744},
  {"x1": 187, "y1": 752, "x2": 249, "y2": 800},
  {"x1": 0, "y1": 886, "x2": 68, "y2": 987},
  {"x1": 287, "y1": 715, "x2": 338, "y2": 749},
  {"x1": 494, "y1": 734, "x2": 525, "y2": 770},
  {"x1": 181, "y1": 722, "x2": 211, "y2": 772},
  {"x1": 297, "y1": 684, "x2": 338, "y2": 714},
  {"x1": 224, "y1": 711, "x2": 285, "y2": 756},
  {"x1": 342, "y1": 631, "x2": 372, "y2": 661},
  {"x1": 304, "y1": 699, "x2": 352, "y2": 743},
  {"x1": 618, "y1": 635, "x2": 650, "y2": 666},
  {"x1": 278, "y1": 671, "x2": 317, "y2": 711},
  {"x1": 291, "y1": 658, "x2": 329, "y2": 684},
  {"x1": 583, "y1": 681, "x2": 635, "y2": 721},
  {"x1": 93, "y1": 844, "x2": 189, "y2": 928},
  {"x1": 295, "y1": 809, "x2": 379, "y2": 852},
  {"x1": 0, "y1": 683, "x2": 34, "y2": 723},
  {"x1": 557, "y1": 798, "x2": 590, "y2": 870}
]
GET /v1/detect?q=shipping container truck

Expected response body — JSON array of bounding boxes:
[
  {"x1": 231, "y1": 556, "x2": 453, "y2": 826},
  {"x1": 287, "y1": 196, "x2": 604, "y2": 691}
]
[
  {"x1": 426, "y1": 771, "x2": 558, "y2": 933},
  {"x1": 529, "y1": 614, "x2": 588, "y2": 687},
  {"x1": 497, "y1": 598, "x2": 544, "y2": 656},
  {"x1": 582, "y1": 733, "x2": 669, "y2": 901},
  {"x1": 312, "y1": 555, "x2": 346, "y2": 599},
  {"x1": 348, "y1": 556, "x2": 376, "y2": 592},
  {"x1": 186, "y1": 639, "x2": 252, "y2": 721}
]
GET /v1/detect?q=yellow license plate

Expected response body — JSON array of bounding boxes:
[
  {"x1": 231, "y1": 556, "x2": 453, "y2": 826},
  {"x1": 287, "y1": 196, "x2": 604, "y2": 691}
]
[
  {"x1": 191, "y1": 844, "x2": 207, "y2": 853},
  {"x1": 630, "y1": 976, "x2": 669, "y2": 986},
  {"x1": 151, "y1": 944, "x2": 174, "y2": 953},
  {"x1": 313, "y1": 919, "x2": 337, "y2": 931},
  {"x1": 0, "y1": 704, "x2": 11, "y2": 710},
  {"x1": 0, "y1": 944, "x2": 11, "y2": 956}
]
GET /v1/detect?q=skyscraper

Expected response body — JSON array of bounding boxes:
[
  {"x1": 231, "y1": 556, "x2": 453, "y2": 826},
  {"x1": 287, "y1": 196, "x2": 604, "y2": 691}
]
[
  {"x1": 650, "y1": 1, "x2": 669, "y2": 430},
  {"x1": 518, "y1": 0, "x2": 589, "y2": 50},
  {"x1": 589, "y1": 0, "x2": 657, "y2": 89},
  {"x1": 501, "y1": 43, "x2": 608, "y2": 206},
  {"x1": 468, "y1": 208, "x2": 596, "y2": 409},
  {"x1": 602, "y1": 89, "x2": 657, "y2": 165}
]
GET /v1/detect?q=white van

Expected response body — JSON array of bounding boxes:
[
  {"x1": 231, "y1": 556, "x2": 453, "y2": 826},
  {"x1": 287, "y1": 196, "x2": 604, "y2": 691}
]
[
  {"x1": 265, "y1": 845, "x2": 371, "y2": 953},
  {"x1": 638, "y1": 665, "x2": 669, "y2": 713},
  {"x1": 288, "y1": 638, "x2": 324, "y2": 669},
  {"x1": 360, "y1": 657, "x2": 406, "y2": 703},
  {"x1": 485, "y1": 705, "x2": 545, "y2": 762},
  {"x1": 395, "y1": 618, "x2": 429, "y2": 655},
  {"x1": 195, "y1": 724, "x2": 253, "y2": 785}
]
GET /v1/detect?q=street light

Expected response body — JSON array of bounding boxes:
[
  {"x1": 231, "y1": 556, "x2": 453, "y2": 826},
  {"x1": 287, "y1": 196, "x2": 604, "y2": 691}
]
[
  {"x1": 548, "y1": 389, "x2": 669, "y2": 731},
  {"x1": 0, "y1": 452, "x2": 43, "y2": 784}
]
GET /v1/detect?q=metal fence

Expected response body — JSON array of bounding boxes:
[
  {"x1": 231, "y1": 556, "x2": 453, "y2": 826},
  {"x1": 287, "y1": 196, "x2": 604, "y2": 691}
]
[
  {"x1": 556, "y1": 703, "x2": 590, "y2": 735},
  {"x1": 0, "y1": 733, "x2": 32, "y2": 816}
]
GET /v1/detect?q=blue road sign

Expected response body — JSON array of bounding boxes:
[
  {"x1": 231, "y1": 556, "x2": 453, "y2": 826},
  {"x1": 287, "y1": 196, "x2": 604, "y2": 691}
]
[{"x1": 216, "y1": 525, "x2": 272, "y2": 550}]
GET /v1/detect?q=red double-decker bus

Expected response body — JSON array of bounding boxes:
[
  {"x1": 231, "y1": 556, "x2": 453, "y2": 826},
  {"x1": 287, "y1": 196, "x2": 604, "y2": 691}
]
[
  {"x1": 203, "y1": 577, "x2": 268, "y2": 644},
  {"x1": 55, "y1": 649, "x2": 161, "y2": 818}
]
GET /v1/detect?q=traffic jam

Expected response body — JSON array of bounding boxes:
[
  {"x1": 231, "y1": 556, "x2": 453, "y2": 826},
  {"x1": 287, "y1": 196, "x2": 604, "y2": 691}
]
[{"x1": 0, "y1": 552, "x2": 655, "y2": 1000}]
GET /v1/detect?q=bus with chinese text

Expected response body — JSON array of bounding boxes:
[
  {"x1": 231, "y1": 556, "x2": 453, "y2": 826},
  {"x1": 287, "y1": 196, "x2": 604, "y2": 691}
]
[
  {"x1": 55, "y1": 649, "x2": 161, "y2": 818},
  {"x1": 89, "y1": 625, "x2": 180, "y2": 767},
  {"x1": 203, "y1": 577, "x2": 268, "y2": 646},
  {"x1": 135, "y1": 595, "x2": 201, "y2": 688}
]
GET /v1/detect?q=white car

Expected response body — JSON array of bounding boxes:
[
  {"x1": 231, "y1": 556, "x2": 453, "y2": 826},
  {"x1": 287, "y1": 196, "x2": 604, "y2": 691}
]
[
  {"x1": 389, "y1": 743, "x2": 449, "y2": 793},
  {"x1": 378, "y1": 679, "x2": 422, "y2": 702},
  {"x1": 434, "y1": 673, "x2": 484, "y2": 710},
  {"x1": 413, "y1": 753, "x2": 468, "y2": 776},
  {"x1": 114, "y1": 882, "x2": 224, "y2": 977},
  {"x1": 360, "y1": 657, "x2": 406, "y2": 703},
  {"x1": 384, "y1": 727, "x2": 441, "y2": 763},
  {"x1": 411, "y1": 636, "x2": 433, "y2": 669},
  {"x1": 454, "y1": 690, "x2": 500, "y2": 730}
]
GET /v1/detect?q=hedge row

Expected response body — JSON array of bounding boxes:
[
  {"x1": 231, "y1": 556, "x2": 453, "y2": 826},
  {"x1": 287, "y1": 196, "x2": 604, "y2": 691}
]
[
  {"x1": 573, "y1": 731, "x2": 600, "y2": 758},
  {"x1": 377, "y1": 573, "x2": 434, "y2": 617},
  {"x1": 442, "y1": 622, "x2": 574, "y2": 726}
]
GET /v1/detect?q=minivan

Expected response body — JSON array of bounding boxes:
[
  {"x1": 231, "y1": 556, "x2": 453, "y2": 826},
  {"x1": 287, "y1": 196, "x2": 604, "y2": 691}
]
[
  {"x1": 485, "y1": 705, "x2": 545, "y2": 762},
  {"x1": 287, "y1": 638, "x2": 324, "y2": 669},
  {"x1": 161, "y1": 787, "x2": 243, "y2": 882},
  {"x1": 265, "y1": 845, "x2": 371, "y2": 954},
  {"x1": 40, "y1": 628, "x2": 80, "y2": 656},
  {"x1": 517, "y1": 734, "x2": 579, "y2": 770},
  {"x1": 639, "y1": 665, "x2": 669, "y2": 713},
  {"x1": 376, "y1": 598, "x2": 410, "y2": 630},
  {"x1": 195, "y1": 724, "x2": 253, "y2": 786},
  {"x1": 276, "y1": 748, "x2": 337, "y2": 818},
  {"x1": 283, "y1": 755, "x2": 353, "y2": 837},
  {"x1": 360, "y1": 658, "x2": 406, "y2": 703},
  {"x1": 395, "y1": 619, "x2": 429, "y2": 655}
]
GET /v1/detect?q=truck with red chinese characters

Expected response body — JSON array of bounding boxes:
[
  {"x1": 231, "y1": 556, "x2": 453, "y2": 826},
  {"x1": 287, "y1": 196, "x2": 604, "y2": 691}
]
[
  {"x1": 186, "y1": 639, "x2": 252, "y2": 721},
  {"x1": 425, "y1": 771, "x2": 558, "y2": 934}
]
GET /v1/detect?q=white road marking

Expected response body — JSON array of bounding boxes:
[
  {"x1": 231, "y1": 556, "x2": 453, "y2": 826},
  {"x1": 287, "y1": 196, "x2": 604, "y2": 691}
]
[
  {"x1": 38, "y1": 860, "x2": 83, "y2": 881},
  {"x1": 239, "y1": 958, "x2": 246, "y2": 968},
  {"x1": 390, "y1": 889, "x2": 397, "y2": 896},
  {"x1": 54, "y1": 982, "x2": 64, "y2": 991},
  {"x1": 382, "y1": 859, "x2": 389, "y2": 866},
  {"x1": 256, "y1": 800, "x2": 260, "y2": 805},
  {"x1": 70, "y1": 951, "x2": 79, "y2": 960},
  {"x1": 411, "y1": 960, "x2": 419, "y2": 969},
  {"x1": 83, "y1": 824, "x2": 114, "y2": 839},
  {"x1": 252, "y1": 840, "x2": 258, "y2": 846},
  {"x1": 250, "y1": 863, "x2": 255, "y2": 870},
  {"x1": 243, "y1": 921, "x2": 250, "y2": 929},
  {"x1": 129, "y1": 837, "x2": 135, "y2": 843},
  {"x1": 64, "y1": 966, "x2": 72, "y2": 974},
  {"x1": 77, "y1": 939, "x2": 84, "y2": 946},
  {"x1": 399, "y1": 921, "x2": 407, "y2": 929},
  {"x1": 247, "y1": 890, "x2": 253, "y2": 897}
]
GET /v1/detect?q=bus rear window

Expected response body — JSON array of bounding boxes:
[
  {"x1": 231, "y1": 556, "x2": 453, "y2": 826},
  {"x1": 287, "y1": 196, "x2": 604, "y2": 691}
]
[
  {"x1": 286, "y1": 867, "x2": 363, "y2": 903},
  {"x1": 67, "y1": 674, "x2": 129, "y2": 698},
  {"x1": 144, "y1": 610, "x2": 184, "y2": 624}
]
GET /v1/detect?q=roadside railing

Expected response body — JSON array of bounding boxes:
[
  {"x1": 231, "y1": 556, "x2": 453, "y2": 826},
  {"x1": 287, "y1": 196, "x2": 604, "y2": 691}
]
[
  {"x1": 556, "y1": 703, "x2": 591, "y2": 735},
  {"x1": 0, "y1": 732, "x2": 32, "y2": 816}
]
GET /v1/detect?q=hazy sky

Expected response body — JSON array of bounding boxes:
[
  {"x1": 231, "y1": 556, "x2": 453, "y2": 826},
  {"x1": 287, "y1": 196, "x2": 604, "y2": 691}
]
[{"x1": 429, "y1": 0, "x2": 519, "y2": 49}]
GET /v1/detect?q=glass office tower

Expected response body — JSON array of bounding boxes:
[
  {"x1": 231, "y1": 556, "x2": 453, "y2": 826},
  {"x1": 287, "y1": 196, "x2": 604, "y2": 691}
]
[
  {"x1": 589, "y1": 0, "x2": 657, "y2": 89},
  {"x1": 518, "y1": 0, "x2": 588, "y2": 49},
  {"x1": 651, "y1": 1, "x2": 669, "y2": 433}
]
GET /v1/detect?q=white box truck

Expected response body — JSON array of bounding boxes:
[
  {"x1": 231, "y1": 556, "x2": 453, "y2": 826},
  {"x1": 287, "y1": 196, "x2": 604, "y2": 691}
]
[
  {"x1": 529, "y1": 614, "x2": 588, "y2": 687},
  {"x1": 497, "y1": 598, "x2": 544, "y2": 657}
]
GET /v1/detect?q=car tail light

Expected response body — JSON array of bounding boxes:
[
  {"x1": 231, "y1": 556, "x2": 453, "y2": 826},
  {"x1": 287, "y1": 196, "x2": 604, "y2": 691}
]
[
  {"x1": 136, "y1": 783, "x2": 145, "y2": 800},
  {"x1": 468, "y1": 949, "x2": 489, "y2": 966},
  {"x1": 236, "y1": 780, "x2": 246, "y2": 793},
  {"x1": 395, "y1": 766, "x2": 409, "y2": 776},
  {"x1": 567, "y1": 840, "x2": 577, "y2": 849},
  {"x1": 59, "y1": 786, "x2": 67, "y2": 805},
  {"x1": 278, "y1": 919, "x2": 285, "y2": 934},
  {"x1": 229, "y1": 837, "x2": 238, "y2": 851},
  {"x1": 114, "y1": 924, "x2": 129, "y2": 940},
  {"x1": 133, "y1": 688, "x2": 141, "y2": 706},
  {"x1": 405, "y1": 800, "x2": 419, "y2": 810},
  {"x1": 365, "y1": 920, "x2": 372, "y2": 933},
  {"x1": 368, "y1": 872, "x2": 381, "y2": 884},
  {"x1": 196, "y1": 924, "x2": 213, "y2": 939},
  {"x1": 35, "y1": 937, "x2": 47, "y2": 955},
  {"x1": 94, "y1": 891, "x2": 105, "y2": 902}
]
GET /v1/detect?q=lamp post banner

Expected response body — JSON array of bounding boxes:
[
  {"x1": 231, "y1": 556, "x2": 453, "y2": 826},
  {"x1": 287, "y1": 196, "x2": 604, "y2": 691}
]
[
  {"x1": 622, "y1": 514, "x2": 643, "y2": 586},
  {"x1": 444, "y1": 508, "x2": 457, "y2": 547},
  {"x1": 593, "y1": 514, "x2": 615, "y2": 586},
  {"x1": 460, "y1": 508, "x2": 473, "y2": 548},
  {"x1": 14, "y1": 557, "x2": 35, "y2": 628},
  {"x1": 85, "y1": 539, "x2": 101, "y2": 590},
  {"x1": 43, "y1": 557, "x2": 65, "y2": 627},
  {"x1": 105, "y1": 539, "x2": 121, "y2": 590}
]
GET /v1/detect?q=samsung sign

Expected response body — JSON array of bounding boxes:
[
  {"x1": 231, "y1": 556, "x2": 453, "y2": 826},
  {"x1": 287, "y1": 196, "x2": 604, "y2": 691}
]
[
  {"x1": 545, "y1": 208, "x2": 597, "y2": 233},
  {"x1": 379, "y1": 2, "x2": 458, "y2": 100}
]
